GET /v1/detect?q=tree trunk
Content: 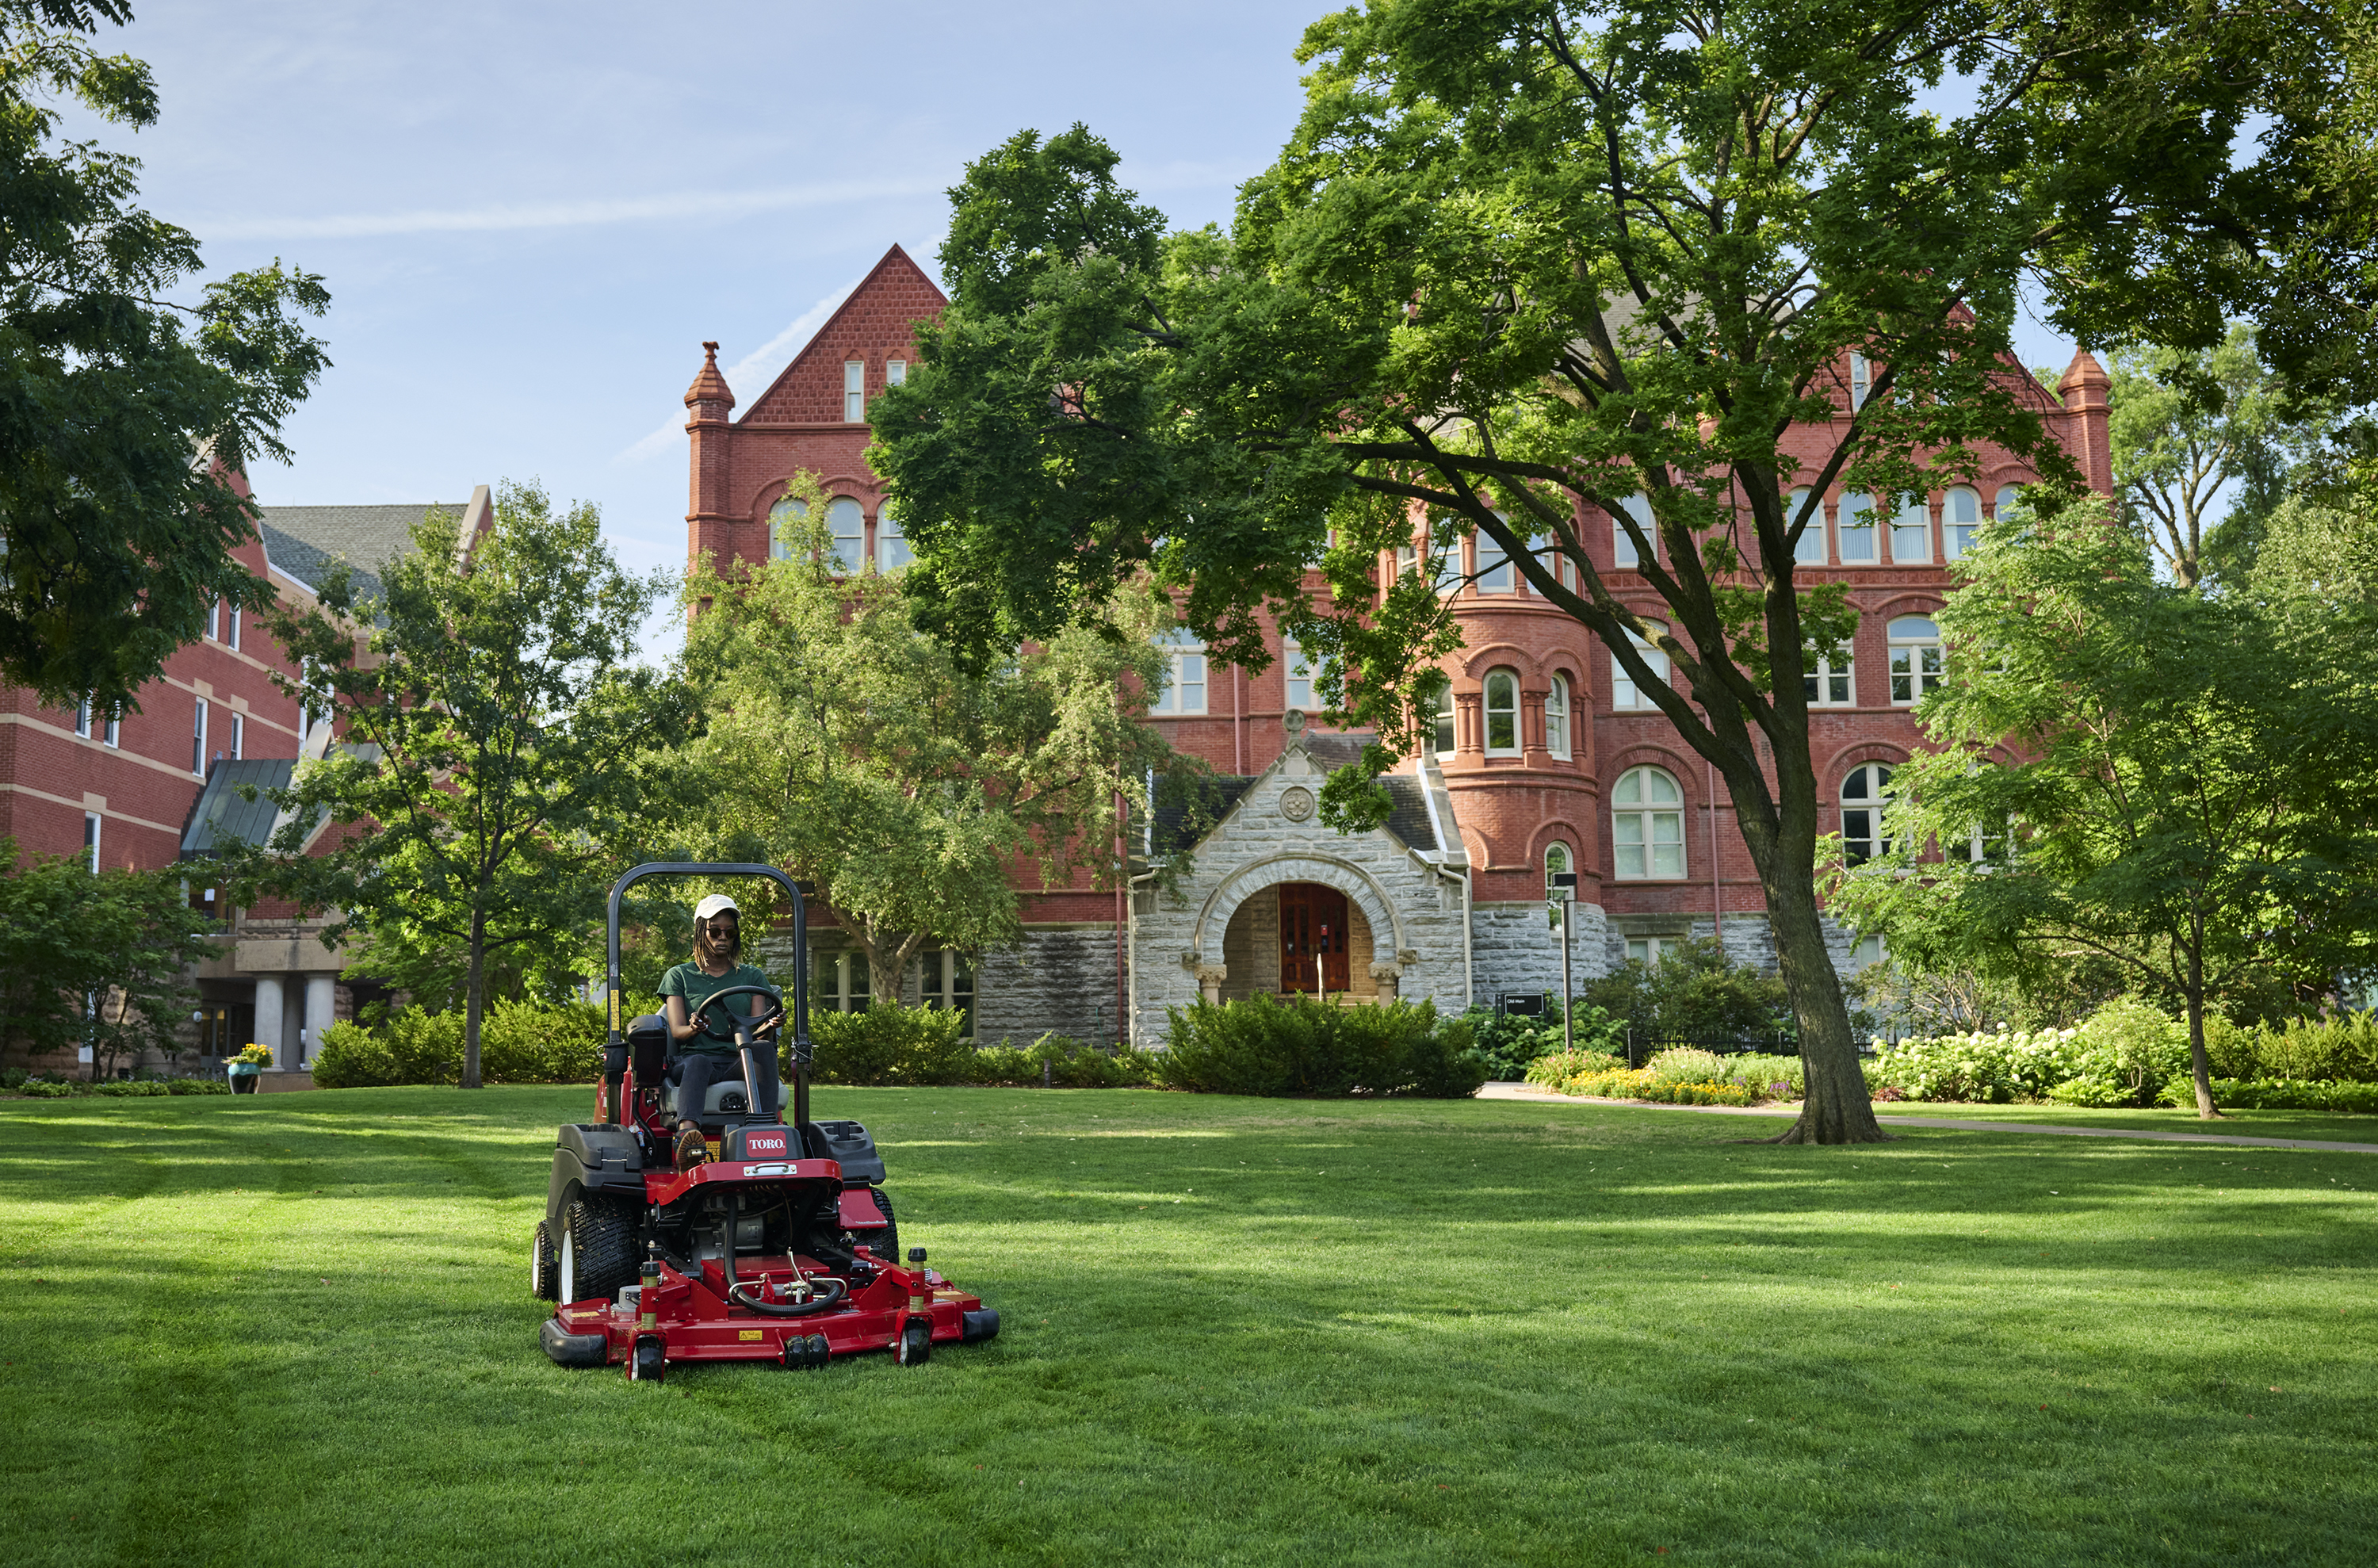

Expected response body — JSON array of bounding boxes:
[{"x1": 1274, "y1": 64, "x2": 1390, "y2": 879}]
[
  {"x1": 866, "y1": 927, "x2": 927, "y2": 1008},
  {"x1": 462, "y1": 904, "x2": 486, "y2": 1091},
  {"x1": 2185, "y1": 931, "x2": 2220, "y2": 1119},
  {"x1": 1761, "y1": 849, "x2": 1889, "y2": 1143}
]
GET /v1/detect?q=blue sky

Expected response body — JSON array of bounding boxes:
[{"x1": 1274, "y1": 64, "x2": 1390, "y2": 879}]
[{"x1": 89, "y1": 2, "x2": 2078, "y2": 660}]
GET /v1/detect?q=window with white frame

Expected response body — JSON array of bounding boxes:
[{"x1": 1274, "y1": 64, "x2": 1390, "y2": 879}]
[
  {"x1": 1848, "y1": 932, "x2": 1886, "y2": 969},
  {"x1": 1627, "y1": 934, "x2": 1682, "y2": 965},
  {"x1": 226, "y1": 602, "x2": 240, "y2": 650},
  {"x1": 1944, "y1": 487, "x2": 1982, "y2": 560},
  {"x1": 83, "y1": 812, "x2": 101, "y2": 873},
  {"x1": 1994, "y1": 484, "x2": 2024, "y2": 520},
  {"x1": 229, "y1": 713, "x2": 244, "y2": 761},
  {"x1": 1394, "y1": 541, "x2": 1418, "y2": 581},
  {"x1": 1546, "y1": 673, "x2": 1571, "y2": 759},
  {"x1": 826, "y1": 496, "x2": 866, "y2": 571},
  {"x1": 1850, "y1": 352, "x2": 1873, "y2": 409},
  {"x1": 1613, "y1": 622, "x2": 1669, "y2": 709},
  {"x1": 1422, "y1": 674, "x2": 1455, "y2": 755},
  {"x1": 1888, "y1": 615, "x2": 1944, "y2": 704},
  {"x1": 1611, "y1": 765, "x2": 1686, "y2": 879},
  {"x1": 207, "y1": 598, "x2": 220, "y2": 641},
  {"x1": 1150, "y1": 628, "x2": 1206, "y2": 713},
  {"x1": 877, "y1": 504, "x2": 912, "y2": 572},
  {"x1": 885, "y1": 358, "x2": 907, "y2": 388},
  {"x1": 769, "y1": 495, "x2": 805, "y2": 561},
  {"x1": 843, "y1": 359, "x2": 865, "y2": 423},
  {"x1": 1945, "y1": 768, "x2": 2009, "y2": 864},
  {"x1": 1475, "y1": 523, "x2": 1514, "y2": 592},
  {"x1": 1891, "y1": 495, "x2": 1931, "y2": 563},
  {"x1": 1612, "y1": 493, "x2": 1654, "y2": 568},
  {"x1": 1837, "y1": 492, "x2": 1877, "y2": 562},
  {"x1": 1841, "y1": 762, "x2": 1894, "y2": 864},
  {"x1": 192, "y1": 698, "x2": 207, "y2": 775},
  {"x1": 102, "y1": 709, "x2": 117, "y2": 748},
  {"x1": 74, "y1": 698, "x2": 91, "y2": 739},
  {"x1": 1284, "y1": 640, "x2": 1331, "y2": 713},
  {"x1": 1483, "y1": 668, "x2": 1520, "y2": 754},
  {"x1": 1788, "y1": 488, "x2": 1826, "y2": 564},
  {"x1": 919, "y1": 948, "x2": 974, "y2": 1036},
  {"x1": 1432, "y1": 526, "x2": 1465, "y2": 596},
  {"x1": 812, "y1": 950, "x2": 871, "y2": 1012},
  {"x1": 1804, "y1": 641, "x2": 1854, "y2": 706},
  {"x1": 1544, "y1": 841, "x2": 1573, "y2": 899}
]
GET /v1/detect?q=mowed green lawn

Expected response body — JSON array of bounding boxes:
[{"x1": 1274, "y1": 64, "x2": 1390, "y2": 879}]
[{"x1": 2, "y1": 1087, "x2": 2372, "y2": 1568}]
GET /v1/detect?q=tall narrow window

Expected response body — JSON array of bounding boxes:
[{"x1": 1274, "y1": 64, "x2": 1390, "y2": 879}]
[
  {"x1": 83, "y1": 812, "x2": 101, "y2": 873},
  {"x1": 1994, "y1": 484, "x2": 2024, "y2": 519},
  {"x1": 1888, "y1": 616, "x2": 1944, "y2": 704},
  {"x1": 1850, "y1": 353, "x2": 1872, "y2": 409},
  {"x1": 1891, "y1": 495, "x2": 1932, "y2": 563},
  {"x1": 1285, "y1": 641, "x2": 1331, "y2": 713},
  {"x1": 919, "y1": 948, "x2": 974, "y2": 1038},
  {"x1": 877, "y1": 505, "x2": 912, "y2": 572},
  {"x1": 75, "y1": 698, "x2": 91, "y2": 739},
  {"x1": 769, "y1": 495, "x2": 805, "y2": 561},
  {"x1": 1483, "y1": 669, "x2": 1520, "y2": 754},
  {"x1": 207, "y1": 599, "x2": 220, "y2": 641},
  {"x1": 1837, "y1": 493, "x2": 1877, "y2": 562},
  {"x1": 1612, "y1": 766, "x2": 1685, "y2": 879},
  {"x1": 1432, "y1": 528, "x2": 1466, "y2": 596},
  {"x1": 1804, "y1": 642, "x2": 1854, "y2": 706},
  {"x1": 1424, "y1": 675, "x2": 1456, "y2": 756},
  {"x1": 226, "y1": 602, "x2": 241, "y2": 650},
  {"x1": 1841, "y1": 763, "x2": 1894, "y2": 864},
  {"x1": 1394, "y1": 542, "x2": 1418, "y2": 580},
  {"x1": 1544, "y1": 841, "x2": 1573, "y2": 898},
  {"x1": 1788, "y1": 488, "x2": 1826, "y2": 564},
  {"x1": 814, "y1": 950, "x2": 871, "y2": 1012},
  {"x1": 1150, "y1": 629, "x2": 1206, "y2": 714},
  {"x1": 843, "y1": 359, "x2": 865, "y2": 423},
  {"x1": 826, "y1": 496, "x2": 866, "y2": 570},
  {"x1": 1476, "y1": 526, "x2": 1513, "y2": 592},
  {"x1": 1613, "y1": 623, "x2": 1669, "y2": 709},
  {"x1": 192, "y1": 699, "x2": 207, "y2": 775},
  {"x1": 1546, "y1": 674, "x2": 1571, "y2": 759},
  {"x1": 1612, "y1": 494, "x2": 1654, "y2": 568},
  {"x1": 1943, "y1": 487, "x2": 1982, "y2": 560},
  {"x1": 229, "y1": 713, "x2": 244, "y2": 761},
  {"x1": 102, "y1": 711, "x2": 118, "y2": 748},
  {"x1": 885, "y1": 358, "x2": 907, "y2": 388}
]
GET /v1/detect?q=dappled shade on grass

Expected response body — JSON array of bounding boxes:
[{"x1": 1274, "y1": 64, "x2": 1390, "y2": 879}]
[{"x1": 1, "y1": 1088, "x2": 2372, "y2": 1566}]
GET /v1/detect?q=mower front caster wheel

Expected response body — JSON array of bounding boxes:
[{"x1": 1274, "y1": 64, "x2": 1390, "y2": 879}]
[
  {"x1": 629, "y1": 1336, "x2": 666, "y2": 1383},
  {"x1": 780, "y1": 1333, "x2": 829, "y2": 1371},
  {"x1": 897, "y1": 1318, "x2": 932, "y2": 1367}
]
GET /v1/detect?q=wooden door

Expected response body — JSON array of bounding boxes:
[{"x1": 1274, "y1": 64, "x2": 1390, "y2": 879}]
[{"x1": 1279, "y1": 883, "x2": 1351, "y2": 992}]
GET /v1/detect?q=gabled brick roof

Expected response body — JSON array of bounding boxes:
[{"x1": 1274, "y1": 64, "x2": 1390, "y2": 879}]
[{"x1": 741, "y1": 245, "x2": 947, "y2": 426}]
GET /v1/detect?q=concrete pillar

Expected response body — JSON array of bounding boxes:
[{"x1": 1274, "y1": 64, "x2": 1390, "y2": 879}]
[
  {"x1": 1195, "y1": 966, "x2": 1226, "y2": 1006},
  {"x1": 252, "y1": 976, "x2": 285, "y2": 1067},
  {"x1": 302, "y1": 973, "x2": 336, "y2": 1064}
]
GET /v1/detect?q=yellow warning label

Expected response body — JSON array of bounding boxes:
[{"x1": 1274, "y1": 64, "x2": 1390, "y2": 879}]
[
  {"x1": 610, "y1": 991, "x2": 621, "y2": 1030},
  {"x1": 739, "y1": 1329, "x2": 763, "y2": 1342}
]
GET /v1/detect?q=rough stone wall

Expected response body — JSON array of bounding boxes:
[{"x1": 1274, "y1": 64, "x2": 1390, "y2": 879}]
[
  {"x1": 1595, "y1": 912, "x2": 1866, "y2": 985},
  {"x1": 975, "y1": 926, "x2": 1122, "y2": 1046},
  {"x1": 1471, "y1": 900, "x2": 1610, "y2": 1005},
  {"x1": 1130, "y1": 742, "x2": 1467, "y2": 1044},
  {"x1": 1219, "y1": 897, "x2": 1279, "y2": 1000}
]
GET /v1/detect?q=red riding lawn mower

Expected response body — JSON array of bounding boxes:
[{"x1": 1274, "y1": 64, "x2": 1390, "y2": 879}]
[{"x1": 533, "y1": 862, "x2": 998, "y2": 1380}]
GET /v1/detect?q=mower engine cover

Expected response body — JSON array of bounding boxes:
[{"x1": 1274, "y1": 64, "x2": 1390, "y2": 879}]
[
  {"x1": 806, "y1": 1119, "x2": 886, "y2": 1185},
  {"x1": 723, "y1": 1123, "x2": 797, "y2": 1161},
  {"x1": 549, "y1": 1123, "x2": 643, "y2": 1215}
]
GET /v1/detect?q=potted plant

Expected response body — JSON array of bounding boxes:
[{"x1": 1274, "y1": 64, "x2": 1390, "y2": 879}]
[{"x1": 228, "y1": 1043, "x2": 272, "y2": 1092}]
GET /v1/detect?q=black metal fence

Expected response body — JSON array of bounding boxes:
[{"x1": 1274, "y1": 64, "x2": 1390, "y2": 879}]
[{"x1": 1622, "y1": 1032, "x2": 1799, "y2": 1069}]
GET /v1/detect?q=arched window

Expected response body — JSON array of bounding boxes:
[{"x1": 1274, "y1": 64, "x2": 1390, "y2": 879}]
[
  {"x1": 1837, "y1": 492, "x2": 1878, "y2": 562},
  {"x1": 1546, "y1": 673, "x2": 1572, "y2": 759},
  {"x1": 826, "y1": 497, "x2": 866, "y2": 570},
  {"x1": 1891, "y1": 495, "x2": 1931, "y2": 564},
  {"x1": 1993, "y1": 484, "x2": 2024, "y2": 520},
  {"x1": 769, "y1": 495, "x2": 805, "y2": 561},
  {"x1": 1888, "y1": 615, "x2": 1943, "y2": 704},
  {"x1": 1544, "y1": 841, "x2": 1573, "y2": 898},
  {"x1": 1612, "y1": 766, "x2": 1685, "y2": 879},
  {"x1": 1614, "y1": 622, "x2": 1669, "y2": 709},
  {"x1": 1788, "y1": 488, "x2": 1826, "y2": 564},
  {"x1": 1612, "y1": 493, "x2": 1655, "y2": 569},
  {"x1": 1150, "y1": 629, "x2": 1206, "y2": 714},
  {"x1": 843, "y1": 359, "x2": 866, "y2": 423},
  {"x1": 1484, "y1": 668, "x2": 1520, "y2": 754},
  {"x1": 1841, "y1": 763, "x2": 1894, "y2": 864},
  {"x1": 1940, "y1": 487, "x2": 1981, "y2": 560},
  {"x1": 876, "y1": 503, "x2": 912, "y2": 572}
]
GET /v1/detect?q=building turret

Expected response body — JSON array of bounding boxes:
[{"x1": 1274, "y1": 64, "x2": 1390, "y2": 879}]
[
  {"x1": 685, "y1": 342, "x2": 737, "y2": 564},
  {"x1": 2059, "y1": 350, "x2": 2112, "y2": 496}
]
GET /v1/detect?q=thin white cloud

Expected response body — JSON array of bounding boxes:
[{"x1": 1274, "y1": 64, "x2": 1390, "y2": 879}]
[
  {"x1": 198, "y1": 178, "x2": 946, "y2": 241},
  {"x1": 615, "y1": 273, "x2": 864, "y2": 463}
]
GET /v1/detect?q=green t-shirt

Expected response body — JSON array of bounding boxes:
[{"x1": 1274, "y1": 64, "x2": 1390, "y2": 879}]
[{"x1": 659, "y1": 962, "x2": 776, "y2": 1057}]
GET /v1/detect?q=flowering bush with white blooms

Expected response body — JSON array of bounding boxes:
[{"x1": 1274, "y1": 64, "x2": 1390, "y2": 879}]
[{"x1": 1865, "y1": 1025, "x2": 2086, "y2": 1103}]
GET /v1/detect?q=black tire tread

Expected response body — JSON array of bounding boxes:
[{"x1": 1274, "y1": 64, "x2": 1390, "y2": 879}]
[
  {"x1": 565, "y1": 1197, "x2": 640, "y2": 1304},
  {"x1": 532, "y1": 1219, "x2": 558, "y2": 1302}
]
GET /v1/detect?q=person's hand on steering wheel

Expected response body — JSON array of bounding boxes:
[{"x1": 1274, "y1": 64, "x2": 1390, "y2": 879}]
[{"x1": 690, "y1": 986, "x2": 784, "y2": 1044}]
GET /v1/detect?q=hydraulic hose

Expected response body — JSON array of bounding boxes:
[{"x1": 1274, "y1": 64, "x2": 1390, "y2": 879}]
[{"x1": 726, "y1": 1276, "x2": 849, "y2": 1316}]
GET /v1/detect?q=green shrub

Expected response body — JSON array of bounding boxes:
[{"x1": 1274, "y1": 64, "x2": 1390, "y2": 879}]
[
  {"x1": 2177, "y1": 1077, "x2": 2378, "y2": 1113},
  {"x1": 313, "y1": 1000, "x2": 608, "y2": 1088},
  {"x1": 1539, "y1": 1063, "x2": 1763, "y2": 1106},
  {"x1": 1868, "y1": 1027, "x2": 2086, "y2": 1103},
  {"x1": 1524, "y1": 1048, "x2": 1627, "y2": 1088},
  {"x1": 0, "y1": 1067, "x2": 26, "y2": 1090},
  {"x1": 798, "y1": 1002, "x2": 977, "y2": 1087},
  {"x1": 2049, "y1": 1000, "x2": 2189, "y2": 1107},
  {"x1": 17, "y1": 1078, "x2": 80, "y2": 1097},
  {"x1": 312, "y1": 1019, "x2": 403, "y2": 1088},
  {"x1": 1723, "y1": 1053, "x2": 1806, "y2": 1098},
  {"x1": 1463, "y1": 1000, "x2": 1623, "y2": 1080},
  {"x1": 94, "y1": 1080, "x2": 168, "y2": 1096},
  {"x1": 969, "y1": 1034, "x2": 1155, "y2": 1088},
  {"x1": 1155, "y1": 994, "x2": 1485, "y2": 1098},
  {"x1": 166, "y1": 1077, "x2": 228, "y2": 1095}
]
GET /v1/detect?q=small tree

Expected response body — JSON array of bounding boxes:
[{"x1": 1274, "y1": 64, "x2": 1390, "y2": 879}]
[
  {"x1": 1826, "y1": 500, "x2": 2378, "y2": 1117},
  {"x1": 678, "y1": 473, "x2": 1191, "y2": 1004},
  {"x1": 249, "y1": 484, "x2": 694, "y2": 1089},
  {"x1": 0, "y1": 1, "x2": 330, "y2": 709},
  {"x1": 0, "y1": 840, "x2": 220, "y2": 1076}
]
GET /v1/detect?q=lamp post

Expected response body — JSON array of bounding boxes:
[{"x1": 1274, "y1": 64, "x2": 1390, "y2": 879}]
[{"x1": 1548, "y1": 872, "x2": 1578, "y2": 1051}]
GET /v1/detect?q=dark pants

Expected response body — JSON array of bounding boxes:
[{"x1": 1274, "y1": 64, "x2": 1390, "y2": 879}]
[{"x1": 674, "y1": 1048, "x2": 780, "y2": 1122}]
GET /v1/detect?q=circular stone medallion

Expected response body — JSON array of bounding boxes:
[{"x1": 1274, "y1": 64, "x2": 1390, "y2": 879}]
[{"x1": 1279, "y1": 786, "x2": 1317, "y2": 822}]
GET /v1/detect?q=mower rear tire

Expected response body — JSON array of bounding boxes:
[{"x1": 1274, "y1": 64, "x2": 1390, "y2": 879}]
[
  {"x1": 845, "y1": 1187, "x2": 898, "y2": 1267},
  {"x1": 560, "y1": 1197, "x2": 640, "y2": 1306},
  {"x1": 531, "y1": 1220, "x2": 559, "y2": 1302}
]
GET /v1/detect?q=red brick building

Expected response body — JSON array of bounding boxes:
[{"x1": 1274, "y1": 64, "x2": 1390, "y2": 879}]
[{"x1": 683, "y1": 246, "x2": 2113, "y2": 1043}]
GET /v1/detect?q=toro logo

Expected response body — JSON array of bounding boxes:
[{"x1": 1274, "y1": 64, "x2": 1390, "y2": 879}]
[{"x1": 741, "y1": 1130, "x2": 792, "y2": 1158}]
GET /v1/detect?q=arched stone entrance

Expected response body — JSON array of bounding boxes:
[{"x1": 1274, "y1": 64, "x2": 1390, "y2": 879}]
[{"x1": 1190, "y1": 852, "x2": 1413, "y2": 1004}]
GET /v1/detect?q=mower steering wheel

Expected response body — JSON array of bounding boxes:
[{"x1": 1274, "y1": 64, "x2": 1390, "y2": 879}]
[{"x1": 686, "y1": 983, "x2": 785, "y2": 1047}]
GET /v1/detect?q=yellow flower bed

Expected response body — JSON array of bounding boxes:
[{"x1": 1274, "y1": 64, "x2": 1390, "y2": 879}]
[{"x1": 1555, "y1": 1068, "x2": 1762, "y2": 1107}]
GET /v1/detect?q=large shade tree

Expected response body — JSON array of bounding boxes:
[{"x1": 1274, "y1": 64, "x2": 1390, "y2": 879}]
[{"x1": 873, "y1": 2, "x2": 2369, "y2": 1141}]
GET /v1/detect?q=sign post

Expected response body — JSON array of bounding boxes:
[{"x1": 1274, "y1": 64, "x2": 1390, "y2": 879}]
[{"x1": 1549, "y1": 872, "x2": 1578, "y2": 1052}]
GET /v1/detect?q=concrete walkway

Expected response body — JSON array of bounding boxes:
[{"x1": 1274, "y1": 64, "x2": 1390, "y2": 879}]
[{"x1": 1475, "y1": 1082, "x2": 2378, "y2": 1153}]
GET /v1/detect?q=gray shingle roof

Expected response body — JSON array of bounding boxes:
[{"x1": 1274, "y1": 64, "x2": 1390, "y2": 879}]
[
  {"x1": 179, "y1": 759, "x2": 300, "y2": 857},
  {"x1": 259, "y1": 503, "x2": 456, "y2": 600}
]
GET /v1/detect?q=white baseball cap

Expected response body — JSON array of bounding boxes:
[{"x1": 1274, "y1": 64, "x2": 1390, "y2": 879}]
[{"x1": 693, "y1": 893, "x2": 739, "y2": 921}]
